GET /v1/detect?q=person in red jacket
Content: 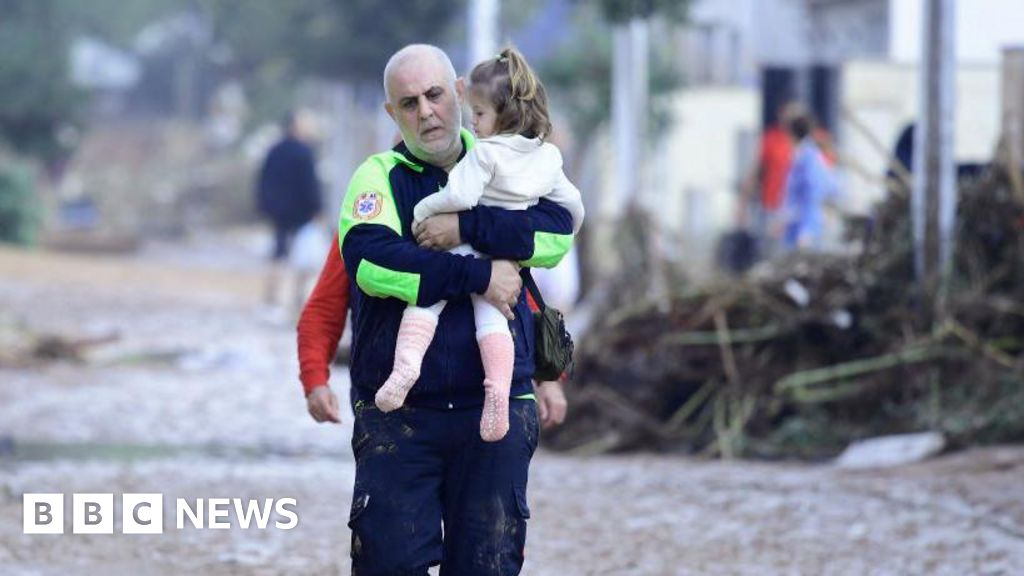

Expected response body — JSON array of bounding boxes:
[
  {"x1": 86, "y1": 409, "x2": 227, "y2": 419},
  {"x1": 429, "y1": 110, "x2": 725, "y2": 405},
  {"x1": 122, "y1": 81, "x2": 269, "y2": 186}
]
[{"x1": 297, "y1": 232, "x2": 568, "y2": 428}]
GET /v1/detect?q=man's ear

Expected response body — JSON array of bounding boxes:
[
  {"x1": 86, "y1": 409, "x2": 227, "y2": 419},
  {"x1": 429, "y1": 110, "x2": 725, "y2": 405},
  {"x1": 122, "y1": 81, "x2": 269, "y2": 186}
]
[
  {"x1": 384, "y1": 101, "x2": 396, "y2": 122},
  {"x1": 455, "y1": 77, "x2": 465, "y2": 103}
]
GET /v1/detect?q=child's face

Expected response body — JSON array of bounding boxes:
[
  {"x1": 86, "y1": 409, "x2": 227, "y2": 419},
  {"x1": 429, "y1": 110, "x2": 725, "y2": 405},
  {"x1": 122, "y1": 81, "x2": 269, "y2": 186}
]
[{"x1": 468, "y1": 90, "x2": 498, "y2": 138}]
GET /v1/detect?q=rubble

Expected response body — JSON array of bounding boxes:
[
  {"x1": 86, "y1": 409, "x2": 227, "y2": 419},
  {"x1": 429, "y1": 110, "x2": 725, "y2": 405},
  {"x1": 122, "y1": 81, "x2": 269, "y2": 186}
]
[
  {"x1": 836, "y1": 432, "x2": 946, "y2": 469},
  {"x1": 0, "y1": 316, "x2": 120, "y2": 367},
  {"x1": 548, "y1": 167, "x2": 1024, "y2": 458}
]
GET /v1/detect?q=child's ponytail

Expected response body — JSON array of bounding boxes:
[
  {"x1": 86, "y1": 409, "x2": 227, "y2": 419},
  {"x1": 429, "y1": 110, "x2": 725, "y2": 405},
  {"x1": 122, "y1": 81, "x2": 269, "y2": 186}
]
[
  {"x1": 501, "y1": 47, "x2": 539, "y2": 103},
  {"x1": 471, "y1": 46, "x2": 552, "y2": 140}
]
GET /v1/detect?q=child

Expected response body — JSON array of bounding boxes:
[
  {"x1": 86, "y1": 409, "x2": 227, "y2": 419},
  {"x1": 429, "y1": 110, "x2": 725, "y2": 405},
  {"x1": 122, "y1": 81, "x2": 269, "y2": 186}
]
[
  {"x1": 374, "y1": 47, "x2": 585, "y2": 442},
  {"x1": 783, "y1": 113, "x2": 837, "y2": 250}
]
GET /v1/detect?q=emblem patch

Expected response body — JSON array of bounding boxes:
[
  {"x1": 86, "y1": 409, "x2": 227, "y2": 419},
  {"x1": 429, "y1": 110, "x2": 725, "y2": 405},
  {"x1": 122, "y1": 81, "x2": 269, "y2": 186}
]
[{"x1": 353, "y1": 191, "x2": 383, "y2": 221}]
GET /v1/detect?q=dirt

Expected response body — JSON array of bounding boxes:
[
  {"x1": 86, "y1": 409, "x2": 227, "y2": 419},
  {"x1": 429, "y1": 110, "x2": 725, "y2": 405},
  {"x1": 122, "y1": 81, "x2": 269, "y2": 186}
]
[{"x1": 1, "y1": 233, "x2": 1023, "y2": 575}]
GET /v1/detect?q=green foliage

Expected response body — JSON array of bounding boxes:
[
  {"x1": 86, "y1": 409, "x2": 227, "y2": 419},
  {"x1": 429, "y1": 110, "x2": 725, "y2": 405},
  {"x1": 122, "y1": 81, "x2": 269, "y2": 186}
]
[
  {"x1": 501, "y1": 0, "x2": 548, "y2": 33},
  {"x1": 55, "y1": 0, "x2": 182, "y2": 49},
  {"x1": 540, "y1": 7, "x2": 611, "y2": 143},
  {"x1": 0, "y1": 158, "x2": 40, "y2": 246},
  {"x1": 541, "y1": 3, "x2": 684, "y2": 145},
  {"x1": 0, "y1": 0, "x2": 469, "y2": 157},
  {"x1": 0, "y1": 1, "x2": 83, "y2": 161},
  {"x1": 0, "y1": 0, "x2": 195, "y2": 159},
  {"x1": 592, "y1": 0, "x2": 689, "y2": 23},
  {"x1": 288, "y1": 0, "x2": 467, "y2": 83},
  {"x1": 196, "y1": 0, "x2": 465, "y2": 82},
  {"x1": 194, "y1": 0, "x2": 466, "y2": 123}
]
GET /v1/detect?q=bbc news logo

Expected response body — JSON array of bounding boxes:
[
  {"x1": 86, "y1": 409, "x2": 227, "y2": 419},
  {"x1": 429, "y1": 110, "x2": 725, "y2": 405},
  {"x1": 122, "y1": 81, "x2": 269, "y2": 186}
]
[{"x1": 23, "y1": 494, "x2": 298, "y2": 534}]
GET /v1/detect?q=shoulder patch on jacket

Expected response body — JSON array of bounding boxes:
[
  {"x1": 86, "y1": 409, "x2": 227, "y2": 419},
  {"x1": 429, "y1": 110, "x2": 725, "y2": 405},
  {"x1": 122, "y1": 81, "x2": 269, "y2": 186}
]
[
  {"x1": 339, "y1": 153, "x2": 403, "y2": 241},
  {"x1": 352, "y1": 191, "x2": 384, "y2": 221}
]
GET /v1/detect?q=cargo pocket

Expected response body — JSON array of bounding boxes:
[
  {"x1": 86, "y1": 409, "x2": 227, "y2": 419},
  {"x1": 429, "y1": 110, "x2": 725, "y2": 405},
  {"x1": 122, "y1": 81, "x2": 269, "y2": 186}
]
[
  {"x1": 348, "y1": 491, "x2": 371, "y2": 559},
  {"x1": 501, "y1": 483, "x2": 531, "y2": 573},
  {"x1": 525, "y1": 401, "x2": 539, "y2": 453},
  {"x1": 348, "y1": 491, "x2": 370, "y2": 529},
  {"x1": 350, "y1": 404, "x2": 376, "y2": 462},
  {"x1": 513, "y1": 485, "x2": 530, "y2": 520}
]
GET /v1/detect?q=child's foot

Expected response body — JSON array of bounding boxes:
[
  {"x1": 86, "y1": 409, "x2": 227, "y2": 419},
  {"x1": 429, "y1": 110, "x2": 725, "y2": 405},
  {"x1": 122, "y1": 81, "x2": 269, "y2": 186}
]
[
  {"x1": 375, "y1": 364, "x2": 418, "y2": 412},
  {"x1": 478, "y1": 332, "x2": 514, "y2": 442},
  {"x1": 480, "y1": 388, "x2": 510, "y2": 442},
  {"x1": 374, "y1": 309, "x2": 438, "y2": 412}
]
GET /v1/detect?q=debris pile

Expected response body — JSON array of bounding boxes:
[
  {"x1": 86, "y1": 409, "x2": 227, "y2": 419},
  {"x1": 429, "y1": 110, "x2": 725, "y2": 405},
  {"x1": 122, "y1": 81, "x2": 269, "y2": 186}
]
[
  {"x1": 549, "y1": 169, "x2": 1024, "y2": 458},
  {"x1": 0, "y1": 324, "x2": 121, "y2": 367}
]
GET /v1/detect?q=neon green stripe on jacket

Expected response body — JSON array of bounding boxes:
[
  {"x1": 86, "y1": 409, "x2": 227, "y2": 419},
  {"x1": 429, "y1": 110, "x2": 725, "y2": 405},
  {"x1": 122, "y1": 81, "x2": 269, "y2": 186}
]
[
  {"x1": 520, "y1": 230, "x2": 573, "y2": 268},
  {"x1": 356, "y1": 259, "x2": 420, "y2": 302},
  {"x1": 338, "y1": 152, "x2": 420, "y2": 303}
]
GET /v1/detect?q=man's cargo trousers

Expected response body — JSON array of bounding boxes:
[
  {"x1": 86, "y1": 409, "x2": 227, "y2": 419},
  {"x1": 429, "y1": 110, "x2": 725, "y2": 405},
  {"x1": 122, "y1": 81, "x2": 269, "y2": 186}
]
[{"x1": 348, "y1": 388, "x2": 539, "y2": 576}]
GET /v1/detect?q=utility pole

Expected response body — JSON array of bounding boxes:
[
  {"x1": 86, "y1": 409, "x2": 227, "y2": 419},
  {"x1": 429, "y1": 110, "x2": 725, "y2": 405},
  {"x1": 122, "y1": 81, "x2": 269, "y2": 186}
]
[
  {"x1": 611, "y1": 24, "x2": 634, "y2": 207},
  {"x1": 468, "y1": 0, "x2": 500, "y2": 70},
  {"x1": 1001, "y1": 47, "x2": 1024, "y2": 203},
  {"x1": 611, "y1": 20, "x2": 647, "y2": 208},
  {"x1": 612, "y1": 16, "x2": 665, "y2": 303},
  {"x1": 911, "y1": 0, "x2": 956, "y2": 320}
]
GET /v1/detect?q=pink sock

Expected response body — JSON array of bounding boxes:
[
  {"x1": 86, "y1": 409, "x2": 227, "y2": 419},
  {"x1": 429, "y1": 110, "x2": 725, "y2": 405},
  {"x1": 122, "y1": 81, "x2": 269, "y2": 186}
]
[
  {"x1": 478, "y1": 332, "x2": 514, "y2": 442},
  {"x1": 375, "y1": 309, "x2": 438, "y2": 412}
]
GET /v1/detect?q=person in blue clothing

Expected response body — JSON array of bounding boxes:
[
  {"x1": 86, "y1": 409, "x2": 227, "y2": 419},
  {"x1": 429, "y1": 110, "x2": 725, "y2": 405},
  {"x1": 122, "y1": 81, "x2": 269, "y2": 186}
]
[
  {"x1": 783, "y1": 113, "x2": 836, "y2": 250},
  {"x1": 333, "y1": 44, "x2": 575, "y2": 575}
]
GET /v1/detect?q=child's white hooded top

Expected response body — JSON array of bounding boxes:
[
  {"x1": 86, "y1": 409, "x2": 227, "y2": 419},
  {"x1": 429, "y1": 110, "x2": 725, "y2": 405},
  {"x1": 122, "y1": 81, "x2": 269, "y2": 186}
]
[{"x1": 413, "y1": 134, "x2": 585, "y2": 234}]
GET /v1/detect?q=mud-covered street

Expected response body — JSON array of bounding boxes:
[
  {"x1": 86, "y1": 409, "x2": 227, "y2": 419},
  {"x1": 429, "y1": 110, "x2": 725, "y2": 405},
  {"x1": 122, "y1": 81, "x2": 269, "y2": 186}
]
[{"x1": 2, "y1": 239, "x2": 1023, "y2": 575}]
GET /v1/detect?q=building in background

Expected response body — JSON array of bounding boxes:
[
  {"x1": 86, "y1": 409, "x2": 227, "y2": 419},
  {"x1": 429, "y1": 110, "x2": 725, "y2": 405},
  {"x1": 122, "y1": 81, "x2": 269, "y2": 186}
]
[{"x1": 622, "y1": 0, "x2": 1024, "y2": 274}]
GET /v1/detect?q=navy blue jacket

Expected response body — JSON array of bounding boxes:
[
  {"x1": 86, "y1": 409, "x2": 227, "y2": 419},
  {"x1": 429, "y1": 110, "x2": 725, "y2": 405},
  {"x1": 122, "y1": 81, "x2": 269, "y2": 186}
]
[
  {"x1": 338, "y1": 131, "x2": 574, "y2": 409},
  {"x1": 257, "y1": 137, "x2": 322, "y2": 226}
]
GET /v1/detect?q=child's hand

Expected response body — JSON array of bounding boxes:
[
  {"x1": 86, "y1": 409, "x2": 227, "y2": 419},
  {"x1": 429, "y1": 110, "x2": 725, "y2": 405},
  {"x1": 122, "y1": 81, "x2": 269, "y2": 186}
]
[{"x1": 414, "y1": 214, "x2": 461, "y2": 250}]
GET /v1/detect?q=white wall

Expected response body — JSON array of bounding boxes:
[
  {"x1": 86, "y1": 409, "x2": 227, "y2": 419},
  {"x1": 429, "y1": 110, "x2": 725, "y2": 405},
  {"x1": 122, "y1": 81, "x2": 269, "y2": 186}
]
[
  {"x1": 581, "y1": 86, "x2": 759, "y2": 279},
  {"x1": 839, "y1": 59, "x2": 1000, "y2": 214},
  {"x1": 654, "y1": 87, "x2": 759, "y2": 267},
  {"x1": 891, "y1": 0, "x2": 1024, "y2": 65}
]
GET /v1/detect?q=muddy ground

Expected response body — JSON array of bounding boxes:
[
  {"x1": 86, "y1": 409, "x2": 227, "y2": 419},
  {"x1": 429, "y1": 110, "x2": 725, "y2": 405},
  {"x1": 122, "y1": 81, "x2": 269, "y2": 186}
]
[{"x1": 1, "y1": 232, "x2": 1023, "y2": 575}]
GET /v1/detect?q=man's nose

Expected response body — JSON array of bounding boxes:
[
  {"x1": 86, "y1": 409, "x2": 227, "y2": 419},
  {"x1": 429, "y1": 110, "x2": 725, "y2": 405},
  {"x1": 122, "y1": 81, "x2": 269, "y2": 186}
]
[{"x1": 417, "y1": 96, "x2": 433, "y2": 120}]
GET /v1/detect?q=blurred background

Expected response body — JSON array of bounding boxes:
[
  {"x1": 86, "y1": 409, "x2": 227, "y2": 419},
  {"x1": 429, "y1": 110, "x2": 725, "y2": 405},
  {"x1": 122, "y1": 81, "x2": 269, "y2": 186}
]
[{"x1": 2, "y1": 1, "x2": 1024, "y2": 574}]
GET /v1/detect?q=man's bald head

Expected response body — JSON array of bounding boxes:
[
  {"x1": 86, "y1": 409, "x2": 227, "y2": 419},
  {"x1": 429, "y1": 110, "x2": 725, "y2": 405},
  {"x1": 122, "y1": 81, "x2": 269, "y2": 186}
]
[
  {"x1": 383, "y1": 44, "x2": 457, "y2": 102},
  {"x1": 382, "y1": 44, "x2": 465, "y2": 169}
]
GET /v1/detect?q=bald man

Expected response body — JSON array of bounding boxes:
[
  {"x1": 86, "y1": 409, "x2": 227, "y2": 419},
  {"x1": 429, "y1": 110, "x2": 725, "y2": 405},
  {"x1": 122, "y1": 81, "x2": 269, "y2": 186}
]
[{"x1": 322, "y1": 44, "x2": 575, "y2": 575}]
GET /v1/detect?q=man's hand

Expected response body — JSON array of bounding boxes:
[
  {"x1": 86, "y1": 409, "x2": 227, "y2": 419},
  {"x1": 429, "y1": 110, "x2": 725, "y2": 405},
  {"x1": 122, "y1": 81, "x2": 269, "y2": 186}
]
[
  {"x1": 484, "y1": 260, "x2": 522, "y2": 320},
  {"x1": 536, "y1": 381, "x2": 568, "y2": 429},
  {"x1": 414, "y1": 213, "x2": 461, "y2": 251},
  {"x1": 307, "y1": 386, "x2": 341, "y2": 424}
]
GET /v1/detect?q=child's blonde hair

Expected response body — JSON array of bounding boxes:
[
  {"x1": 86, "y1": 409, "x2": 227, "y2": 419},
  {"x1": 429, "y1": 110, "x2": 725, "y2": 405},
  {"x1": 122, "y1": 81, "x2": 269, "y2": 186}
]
[{"x1": 469, "y1": 46, "x2": 552, "y2": 140}]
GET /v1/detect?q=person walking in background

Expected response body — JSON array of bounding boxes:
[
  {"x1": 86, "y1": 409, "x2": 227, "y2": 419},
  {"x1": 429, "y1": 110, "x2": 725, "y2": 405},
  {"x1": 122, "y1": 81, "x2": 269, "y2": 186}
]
[
  {"x1": 256, "y1": 109, "x2": 322, "y2": 312},
  {"x1": 782, "y1": 113, "x2": 837, "y2": 251},
  {"x1": 738, "y1": 100, "x2": 838, "y2": 256},
  {"x1": 738, "y1": 100, "x2": 801, "y2": 253}
]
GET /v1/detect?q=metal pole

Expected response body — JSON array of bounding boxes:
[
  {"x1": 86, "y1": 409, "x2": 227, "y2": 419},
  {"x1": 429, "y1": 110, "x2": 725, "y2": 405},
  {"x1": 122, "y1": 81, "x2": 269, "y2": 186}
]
[
  {"x1": 911, "y1": 0, "x2": 956, "y2": 318},
  {"x1": 935, "y1": 0, "x2": 956, "y2": 315},
  {"x1": 1001, "y1": 48, "x2": 1024, "y2": 203},
  {"x1": 631, "y1": 18, "x2": 649, "y2": 170},
  {"x1": 612, "y1": 23, "x2": 635, "y2": 206},
  {"x1": 468, "y1": 0, "x2": 500, "y2": 70}
]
